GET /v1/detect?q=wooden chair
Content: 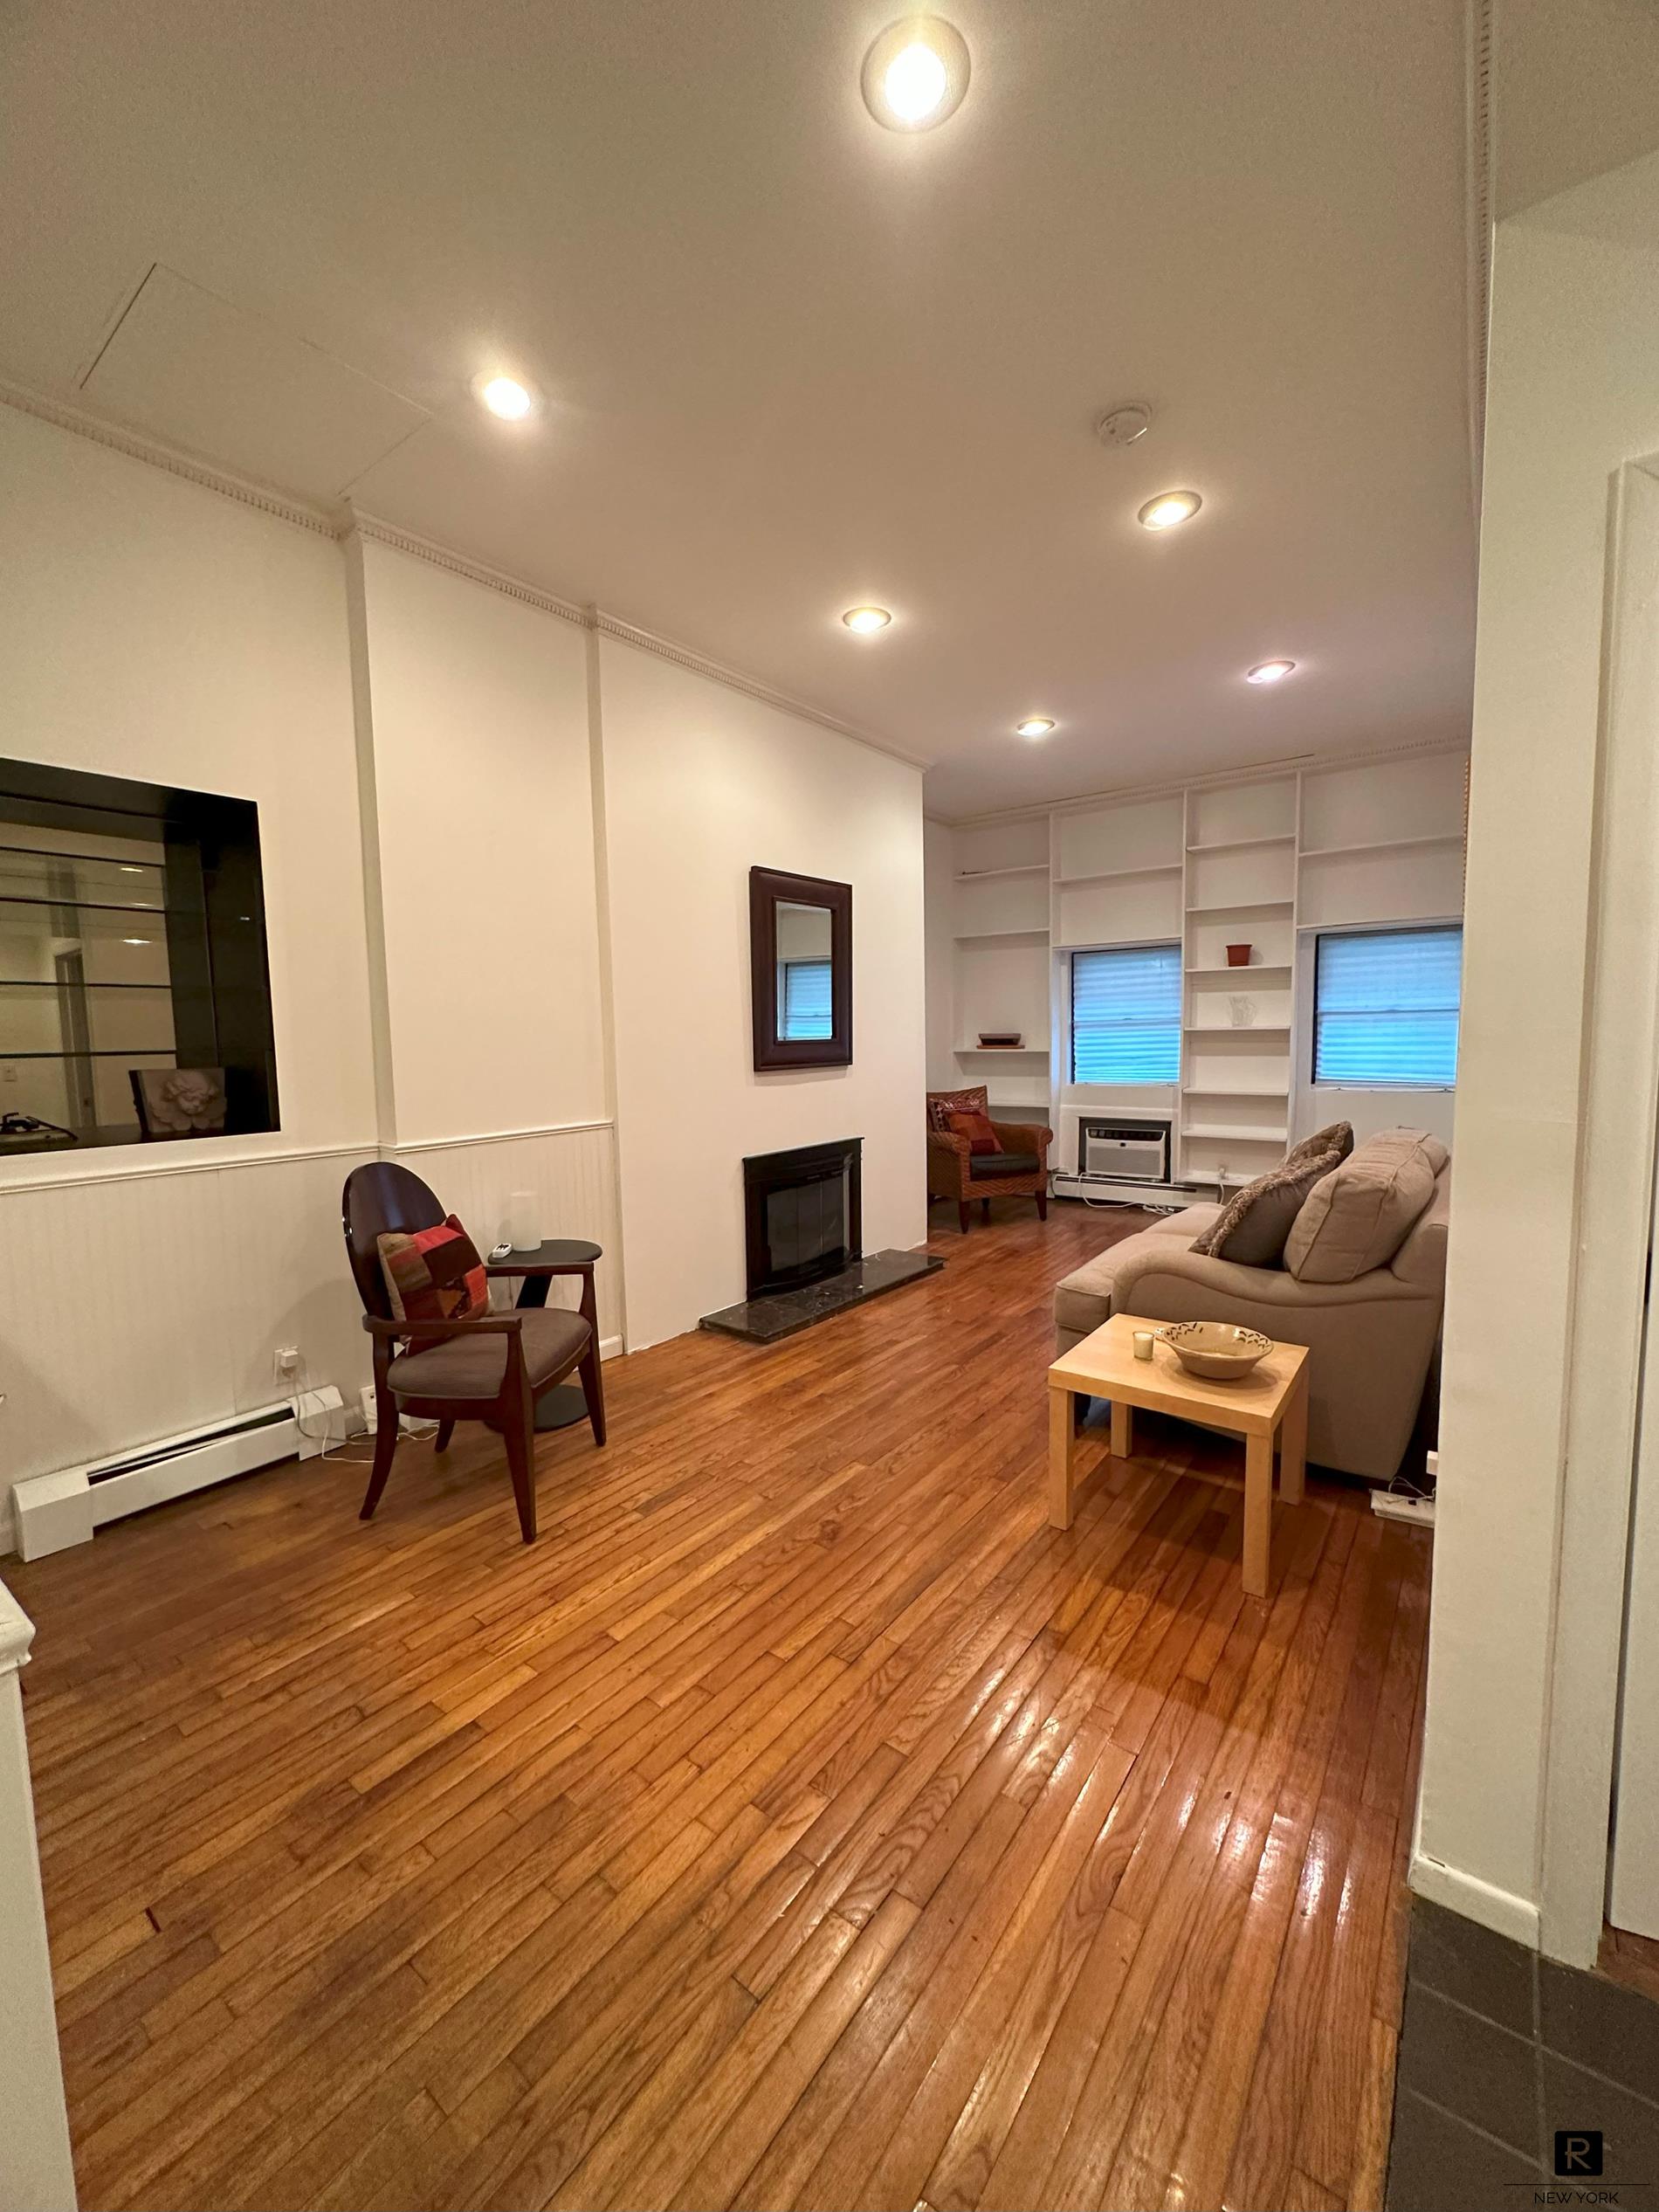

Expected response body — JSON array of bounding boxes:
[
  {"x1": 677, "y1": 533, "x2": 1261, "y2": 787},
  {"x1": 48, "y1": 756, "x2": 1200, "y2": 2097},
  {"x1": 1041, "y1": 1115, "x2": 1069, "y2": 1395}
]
[
  {"x1": 926, "y1": 1085, "x2": 1052, "y2": 1231},
  {"x1": 341, "y1": 1161, "x2": 603, "y2": 1543}
]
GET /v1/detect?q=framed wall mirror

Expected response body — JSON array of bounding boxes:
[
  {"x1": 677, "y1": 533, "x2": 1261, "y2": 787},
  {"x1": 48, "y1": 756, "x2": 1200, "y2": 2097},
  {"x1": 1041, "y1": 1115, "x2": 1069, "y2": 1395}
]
[{"x1": 749, "y1": 865, "x2": 852, "y2": 1071}]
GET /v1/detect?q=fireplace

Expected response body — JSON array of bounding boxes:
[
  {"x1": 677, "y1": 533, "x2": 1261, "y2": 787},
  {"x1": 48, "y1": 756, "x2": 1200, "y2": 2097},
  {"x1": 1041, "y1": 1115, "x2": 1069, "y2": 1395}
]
[{"x1": 744, "y1": 1137, "x2": 862, "y2": 1299}]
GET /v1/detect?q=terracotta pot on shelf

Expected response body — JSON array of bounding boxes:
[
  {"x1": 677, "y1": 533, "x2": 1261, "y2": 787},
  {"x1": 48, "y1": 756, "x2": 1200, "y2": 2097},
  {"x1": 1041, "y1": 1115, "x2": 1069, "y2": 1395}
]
[{"x1": 1225, "y1": 943, "x2": 1252, "y2": 968}]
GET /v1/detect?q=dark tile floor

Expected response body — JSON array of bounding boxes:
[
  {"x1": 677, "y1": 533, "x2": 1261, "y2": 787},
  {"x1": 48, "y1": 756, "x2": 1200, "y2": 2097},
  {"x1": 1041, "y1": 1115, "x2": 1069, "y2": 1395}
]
[{"x1": 1388, "y1": 1898, "x2": 1659, "y2": 2209}]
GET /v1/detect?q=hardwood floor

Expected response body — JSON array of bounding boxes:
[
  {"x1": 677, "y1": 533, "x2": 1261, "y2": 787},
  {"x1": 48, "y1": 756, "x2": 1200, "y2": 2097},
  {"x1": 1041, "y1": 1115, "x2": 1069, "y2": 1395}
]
[{"x1": 8, "y1": 1199, "x2": 1430, "y2": 2212}]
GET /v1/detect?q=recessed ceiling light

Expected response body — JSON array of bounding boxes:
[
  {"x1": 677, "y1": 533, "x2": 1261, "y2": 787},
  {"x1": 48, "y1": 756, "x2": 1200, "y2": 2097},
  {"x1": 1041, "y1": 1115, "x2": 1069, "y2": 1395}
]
[
  {"x1": 479, "y1": 376, "x2": 534, "y2": 421},
  {"x1": 842, "y1": 605, "x2": 892, "y2": 633},
  {"x1": 1015, "y1": 718, "x2": 1056, "y2": 739},
  {"x1": 862, "y1": 18, "x2": 970, "y2": 131},
  {"x1": 1137, "y1": 490, "x2": 1202, "y2": 531},
  {"x1": 120, "y1": 865, "x2": 142, "y2": 873},
  {"x1": 1246, "y1": 659, "x2": 1298, "y2": 684}
]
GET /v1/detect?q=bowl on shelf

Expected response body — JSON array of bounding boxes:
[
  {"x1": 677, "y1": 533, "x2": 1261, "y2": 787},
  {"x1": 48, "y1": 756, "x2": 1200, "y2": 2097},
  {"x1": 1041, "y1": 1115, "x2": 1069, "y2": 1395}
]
[
  {"x1": 977, "y1": 1031, "x2": 1022, "y2": 1049},
  {"x1": 1156, "y1": 1320, "x2": 1274, "y2": 1380}
]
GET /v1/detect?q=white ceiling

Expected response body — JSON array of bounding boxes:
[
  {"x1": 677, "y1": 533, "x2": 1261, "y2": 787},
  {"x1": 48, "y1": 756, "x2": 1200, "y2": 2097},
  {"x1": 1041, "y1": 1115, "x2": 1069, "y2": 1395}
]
[{"x1": 0, "y1": 0, "x2": 1478, "y2": 817}]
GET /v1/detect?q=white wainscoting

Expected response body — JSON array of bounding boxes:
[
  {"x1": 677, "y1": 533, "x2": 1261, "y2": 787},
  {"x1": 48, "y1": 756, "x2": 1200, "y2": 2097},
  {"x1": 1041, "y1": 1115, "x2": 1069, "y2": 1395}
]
[
  {"x1": 0, "y1": 1145, "x2": 376, "y2": 1498},
  {"x1": 382, "y1": 1120, "x2": 623, "y2": 1345},
  {"x1": 0, "y1": 1121, "x2": 622, "y2": 1552}
]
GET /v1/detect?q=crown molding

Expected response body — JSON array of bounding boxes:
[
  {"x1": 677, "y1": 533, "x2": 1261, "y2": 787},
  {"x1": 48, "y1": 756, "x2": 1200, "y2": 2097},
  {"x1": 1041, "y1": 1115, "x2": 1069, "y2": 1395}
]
[
  {"x1": 590, "y1": 610, "x2": 933, "y2": 770},
  {"x1": 346, "y1": 509, "x2": 589, "y2": 627},
  {"x1": 0, "y1": 377, "x2": 339, "y2": 537},
  {"x1": 2, "y1": 380, "x2": 932, "y2": 771},
  {"x1": 940, "y1": 734, "x2": 1471, "y2": 830}
]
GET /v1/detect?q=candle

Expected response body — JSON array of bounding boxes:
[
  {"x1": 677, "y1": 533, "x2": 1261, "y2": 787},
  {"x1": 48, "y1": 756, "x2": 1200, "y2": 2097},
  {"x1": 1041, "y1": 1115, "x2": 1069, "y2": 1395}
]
[{"x1": 1132, "y1": 1330, "x2": 1154, "y2": 1361}]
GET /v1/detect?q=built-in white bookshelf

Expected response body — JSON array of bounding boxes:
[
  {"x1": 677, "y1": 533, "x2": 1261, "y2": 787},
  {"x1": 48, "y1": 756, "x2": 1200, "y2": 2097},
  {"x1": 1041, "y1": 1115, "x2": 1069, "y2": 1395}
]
[{"x1": 933, "y1": 744, "x2": 1468, "y2": 1191}]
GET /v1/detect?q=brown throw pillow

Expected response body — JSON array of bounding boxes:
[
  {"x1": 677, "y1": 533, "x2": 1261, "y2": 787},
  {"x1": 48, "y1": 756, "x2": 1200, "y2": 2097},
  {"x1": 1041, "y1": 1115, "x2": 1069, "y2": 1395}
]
[
  {"x1": 946, "y1": 1109, "x2": 1002, "y2": 1156},
  {"x1": 1284, "y1": 1120, "x2": 1353, "y2": 1171},
  {"x1": 1190, "y1": 1146, "x2": 1343, "y2": 1267},
  {"x1": 1284, "y1": 1128, "x2": 1449, "y2": 1283},
  {"x1": 928, "y1": 1084, "x2": 988, "y2": 1133},
  {"x1": 377, "y1": 1215, "x2": 489, "y2": 1333}
]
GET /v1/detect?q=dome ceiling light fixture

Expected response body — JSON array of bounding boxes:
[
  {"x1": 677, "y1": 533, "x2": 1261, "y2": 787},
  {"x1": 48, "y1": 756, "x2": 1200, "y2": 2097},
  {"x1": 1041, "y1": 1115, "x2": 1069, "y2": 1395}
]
[
  {"x1": 862, "y1": 17, "x2": 971, "y2": 131},
  {"x1": 1246, "y1": 658, "x2": 1298, "y2": 684},
  {"x1": 1137, "y1": 489, "x2": 1202, "y2": 531},
  {"x1": 842, "y1": 605, "x2": 893, "y2": 633},
  {"x1": 1015, "y1": 717, "x2": 1056, "y2": 739},
  {"x1": 478, "y1": 375, "x2": 534, "y2": 420}
]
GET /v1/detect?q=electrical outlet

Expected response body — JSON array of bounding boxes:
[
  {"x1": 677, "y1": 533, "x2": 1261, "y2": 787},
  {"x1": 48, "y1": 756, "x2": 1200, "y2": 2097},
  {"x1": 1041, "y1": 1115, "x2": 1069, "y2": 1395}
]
[{"x1": 274, "y1": 1345, "x2": 301, "y2": 1377}]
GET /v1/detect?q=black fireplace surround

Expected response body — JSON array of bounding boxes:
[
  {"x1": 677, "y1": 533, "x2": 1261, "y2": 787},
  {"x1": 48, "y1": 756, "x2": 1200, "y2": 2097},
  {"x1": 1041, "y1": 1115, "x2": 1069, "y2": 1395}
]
[
  {"x1": 700, "y1": 1134, "x2": 942, "y2": 1344},
  {"x1": 744, "y1": 1136, "x2": 861, "y2": 1298}
]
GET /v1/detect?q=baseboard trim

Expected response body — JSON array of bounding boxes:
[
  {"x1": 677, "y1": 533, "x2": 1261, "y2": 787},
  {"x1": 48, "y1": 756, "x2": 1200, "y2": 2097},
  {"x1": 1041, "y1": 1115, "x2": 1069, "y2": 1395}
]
[{"x1": 1408, "y1": 1850, "x2": 1541, "y2": 1947}]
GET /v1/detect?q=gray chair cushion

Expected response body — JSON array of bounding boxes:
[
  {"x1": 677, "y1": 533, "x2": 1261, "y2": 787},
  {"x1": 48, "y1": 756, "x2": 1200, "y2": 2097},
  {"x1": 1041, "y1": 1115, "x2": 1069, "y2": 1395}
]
[
  {"x1": 389, "y1": 1306, "x2": 590, "y2": 1399},
  {"x1": 968, "y1": 1150, "x2": 1040, "y2": 1178}
]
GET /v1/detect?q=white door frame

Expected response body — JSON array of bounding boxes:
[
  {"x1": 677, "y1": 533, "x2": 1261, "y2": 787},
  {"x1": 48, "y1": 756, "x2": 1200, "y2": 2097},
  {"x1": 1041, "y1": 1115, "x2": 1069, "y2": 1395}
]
[{"x1": 1538, "y1": 456, "x2": 1659, "y2": 1965}]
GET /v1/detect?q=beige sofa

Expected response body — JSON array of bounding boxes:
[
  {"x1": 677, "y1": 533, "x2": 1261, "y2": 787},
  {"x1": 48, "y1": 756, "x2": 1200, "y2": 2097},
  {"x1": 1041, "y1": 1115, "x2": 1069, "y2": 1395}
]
[{"x1": 1053, "y1": 1154, "x2": 1450, "y2": 1482}]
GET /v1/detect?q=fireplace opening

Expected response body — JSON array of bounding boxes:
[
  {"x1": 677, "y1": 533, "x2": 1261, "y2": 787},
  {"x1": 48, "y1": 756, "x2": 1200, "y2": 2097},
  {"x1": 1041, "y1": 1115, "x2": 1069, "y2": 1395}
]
[{"x1": 744, "y1": 1137, "x2": 862, "y2": 1299}]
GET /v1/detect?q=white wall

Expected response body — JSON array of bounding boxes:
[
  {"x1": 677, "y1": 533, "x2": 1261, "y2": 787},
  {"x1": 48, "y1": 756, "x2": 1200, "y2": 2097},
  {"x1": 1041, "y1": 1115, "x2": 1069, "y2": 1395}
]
[
  {"x1": 346, "y1": 535, "x2": 623, "y2": 1343},
  {"x1": 598, "y1": 636, "x2": 926, "y2": 1348},
  {"x1": 923, "y1": 817, "x2": 958, "y2": 1091},
  {"x1": 348, "y1": 536, "x2": 607, "y2": 1142},
  {"x1": 1416, "y1": 146, "x2": 1659, "y2": 1945},
  {"x1": 0, "y1": 405, "x2": 379, "y2": 1492}
]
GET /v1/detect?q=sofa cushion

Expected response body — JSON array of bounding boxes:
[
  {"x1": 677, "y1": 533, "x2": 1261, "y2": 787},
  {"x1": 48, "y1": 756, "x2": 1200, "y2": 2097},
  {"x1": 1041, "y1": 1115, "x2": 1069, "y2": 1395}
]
[
  {"x1": 1284, "y1": 1127, "x2": 1449, "y2": 1284},
  {"x1": 1188, "y1": 1145, "x2": 1342, "y2": 1267},
  {"x1": 1053, "y1": 1205, "x2": 1222, "y2": 1338},
  {"x1": 388, "y1": 1306, "x2": 590, "y2": 1399},
  {"x1": 1284, "y1": 1120, "x2": 1353, "y2": 1171}
]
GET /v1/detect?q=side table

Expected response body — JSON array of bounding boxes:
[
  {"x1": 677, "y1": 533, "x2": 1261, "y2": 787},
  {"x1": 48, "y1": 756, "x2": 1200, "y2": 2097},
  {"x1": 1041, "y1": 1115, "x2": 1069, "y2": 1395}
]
[{"x1": 486, "y1": 1238, "x2": 605, "y2": 1436}]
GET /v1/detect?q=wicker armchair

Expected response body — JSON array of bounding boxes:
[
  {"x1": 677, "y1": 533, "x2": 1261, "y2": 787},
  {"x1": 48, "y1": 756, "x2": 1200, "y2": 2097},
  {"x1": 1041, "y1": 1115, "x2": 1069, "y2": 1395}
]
[{"x1": 926, "y1": 1085, "x2": 1052, "y2": 1231}]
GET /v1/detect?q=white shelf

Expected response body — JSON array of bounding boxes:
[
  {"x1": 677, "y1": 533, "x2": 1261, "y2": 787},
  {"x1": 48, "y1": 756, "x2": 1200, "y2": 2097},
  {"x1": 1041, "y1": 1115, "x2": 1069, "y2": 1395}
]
[
  {"x1": 1057, "y1": 862, "x2": 1183, "y2": 886},
  {"x1": 1187, "y1": 961, "x2": 1292, "y2": 979},
  {"x1": 953, "y1": 927, "x2": 1050, "y2": 943},
  {"x1": 1186, "y1": 899, "x2": 1295, "y2": 916},
  {"x1": 1185, "y1": 835, "x2": 1296, "y2": 854},
  {"x1": 953, "y1": 864, "x2": 1050, "y2": 881},
  {"x1": 1052, "y1": 931, "x2": 1180, "y2": 952},
  {"x1": 954, "y1": 1044, "x2": 1049, "y2": 1056},
  {"x1": 1299, "y1": 833, "x2": 1463, "y2": 859},
  {"x1": 1183, "y1": 1023, "x2": 1291, "y2": 1036},
  {"x1": 1181, "y1": 1083, "x2": 1291, "y2": 1099},
  {"x1": 1182, "y1": 1121, "x2": 1289, "y2": 1142}
]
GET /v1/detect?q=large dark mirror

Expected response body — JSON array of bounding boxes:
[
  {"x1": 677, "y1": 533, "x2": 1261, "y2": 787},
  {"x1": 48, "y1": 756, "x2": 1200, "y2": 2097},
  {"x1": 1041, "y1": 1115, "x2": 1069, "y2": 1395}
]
[{"x1": 749, "y1": 865, "x2": 851, "y2": 1071}]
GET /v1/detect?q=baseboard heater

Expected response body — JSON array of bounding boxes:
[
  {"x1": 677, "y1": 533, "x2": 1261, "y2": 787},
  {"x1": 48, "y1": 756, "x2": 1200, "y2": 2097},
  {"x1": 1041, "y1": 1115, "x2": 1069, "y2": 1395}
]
[{"x1": 10, "y1": 1389, "x2": 346, "y2": 1562}]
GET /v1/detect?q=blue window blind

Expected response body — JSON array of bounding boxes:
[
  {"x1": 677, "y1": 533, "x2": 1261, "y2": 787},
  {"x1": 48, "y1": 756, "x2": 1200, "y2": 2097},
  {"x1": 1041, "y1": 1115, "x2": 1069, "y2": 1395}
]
[
  {"x1": 1314, "y1": 927, "x2": 1462, "y2": 1086},
  {"x1": 779, "y1": 958, "x2": 832, "y2": 1040},
  {"x1": 1070, "y1": 945, "x2": 1181, "y2": 1083}
]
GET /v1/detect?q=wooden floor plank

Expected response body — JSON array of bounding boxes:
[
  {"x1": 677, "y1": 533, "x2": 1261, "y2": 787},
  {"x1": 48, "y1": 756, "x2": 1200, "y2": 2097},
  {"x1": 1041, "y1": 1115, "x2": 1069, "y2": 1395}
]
[{"x1": 6, "y1": 1200, "x2": 1429, "y2": 2212}]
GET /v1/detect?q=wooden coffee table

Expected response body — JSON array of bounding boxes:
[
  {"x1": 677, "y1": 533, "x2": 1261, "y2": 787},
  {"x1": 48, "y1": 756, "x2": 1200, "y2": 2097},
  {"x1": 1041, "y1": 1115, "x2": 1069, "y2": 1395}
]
[{"x1": 1047, "y1": 1313, "x2": 1309, "y2": 1597}]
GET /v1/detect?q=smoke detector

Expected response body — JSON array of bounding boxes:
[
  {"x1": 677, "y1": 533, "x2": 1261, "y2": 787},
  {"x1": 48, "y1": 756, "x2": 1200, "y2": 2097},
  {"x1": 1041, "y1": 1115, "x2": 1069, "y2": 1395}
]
[{"x1": 1096, "y1": 403, "x2": 1153, "y2": 449}]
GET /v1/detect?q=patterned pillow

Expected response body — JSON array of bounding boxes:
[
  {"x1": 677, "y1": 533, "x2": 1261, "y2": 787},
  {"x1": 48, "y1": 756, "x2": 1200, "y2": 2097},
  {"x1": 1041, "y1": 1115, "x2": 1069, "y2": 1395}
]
[
  {"x1": 1189, "y1": 1146, "x2": 1343, "y2": 1267},
  {"x1": 377, "y1": 1216, "x2": 488, "y2": 1334},
  {"x1": 928, "y1": 1085, "x2": 988, "y2": 1133},
  {"x1": 1284, "y1": 1120, "x2": 1354, "y2": 1171},
  {"x1": 947, "y1": 1109, "x2": 1002, "y2": 1156}
]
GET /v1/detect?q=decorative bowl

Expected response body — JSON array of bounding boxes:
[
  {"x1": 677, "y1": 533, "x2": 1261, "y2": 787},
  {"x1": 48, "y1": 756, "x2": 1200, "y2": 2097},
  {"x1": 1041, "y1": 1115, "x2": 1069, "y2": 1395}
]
[{"x1": 1157, "y1": 1320, "x2": 1275, "y2": 1380}]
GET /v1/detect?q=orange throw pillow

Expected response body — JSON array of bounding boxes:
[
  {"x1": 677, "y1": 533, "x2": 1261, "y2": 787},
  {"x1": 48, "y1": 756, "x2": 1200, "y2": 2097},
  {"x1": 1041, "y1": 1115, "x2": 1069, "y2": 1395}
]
[{"x1": 947, "y1": 1109, "x2": 1002, "y2": 1157}]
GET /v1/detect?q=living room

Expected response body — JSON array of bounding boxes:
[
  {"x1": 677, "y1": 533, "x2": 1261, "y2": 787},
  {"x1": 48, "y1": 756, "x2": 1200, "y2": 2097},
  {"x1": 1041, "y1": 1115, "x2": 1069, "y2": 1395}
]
[{"x1": 5, "y1": 6, "x2": 1659, "y2": 2212}]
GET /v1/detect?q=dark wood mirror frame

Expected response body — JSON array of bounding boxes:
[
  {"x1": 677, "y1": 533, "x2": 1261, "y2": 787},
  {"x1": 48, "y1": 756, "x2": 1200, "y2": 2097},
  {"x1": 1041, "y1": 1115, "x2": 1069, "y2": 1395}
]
[{"x1": 749, "y1": 865, "x2": 852, "y2": 1071}]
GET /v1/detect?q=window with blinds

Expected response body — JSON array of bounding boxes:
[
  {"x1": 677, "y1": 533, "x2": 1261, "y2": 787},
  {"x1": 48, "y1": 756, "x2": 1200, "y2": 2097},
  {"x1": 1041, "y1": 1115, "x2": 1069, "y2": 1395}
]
[
  {"x1": 1313, "y1": 926, "x2": 1463, "y2": 1086},
  {"x1": 779, "y1": 958, "x2": 833, "y2": 1041},
  {"x1": 1070, "y1": 944, "x2": 1181, "y2": 1083}
]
